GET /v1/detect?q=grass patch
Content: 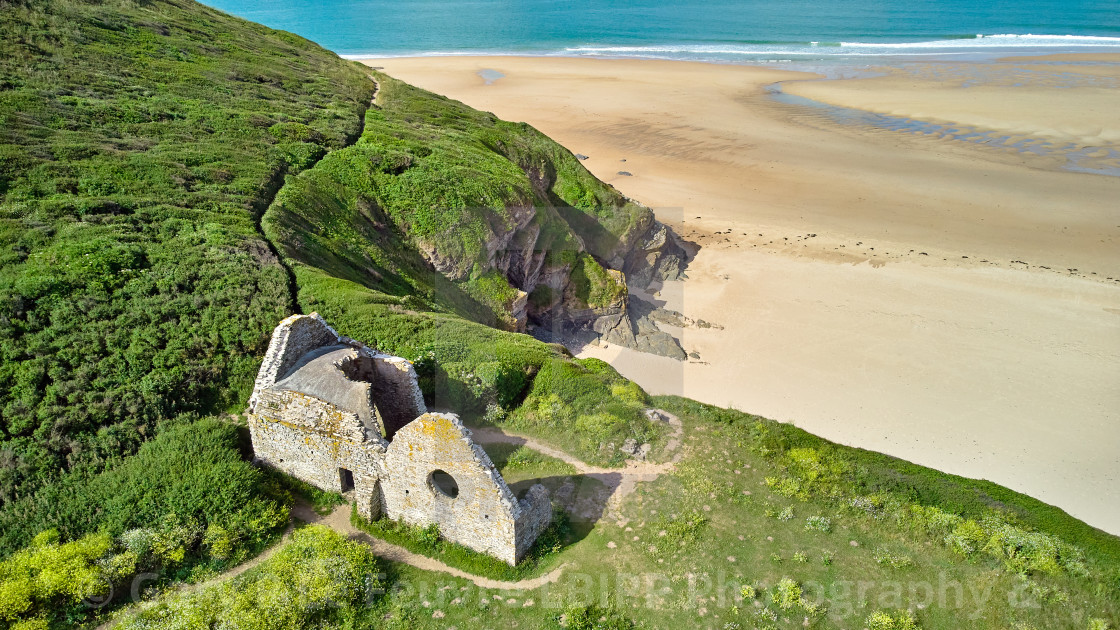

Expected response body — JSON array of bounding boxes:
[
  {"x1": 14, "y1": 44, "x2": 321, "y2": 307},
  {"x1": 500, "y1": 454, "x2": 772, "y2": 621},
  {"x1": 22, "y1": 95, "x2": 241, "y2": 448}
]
[
  {"x1": 259, "y1": 466, "x2": 345, "y2": 516},
  {"x1": 351, "y1": 504, "x2": 570, "y2": 582},
  {"x1": 484, "y1": 443, "x2": 578, "y2": 480}
]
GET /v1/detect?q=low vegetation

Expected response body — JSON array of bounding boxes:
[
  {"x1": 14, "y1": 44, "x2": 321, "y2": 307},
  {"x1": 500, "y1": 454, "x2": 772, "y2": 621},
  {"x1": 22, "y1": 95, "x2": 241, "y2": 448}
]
[
  {"x1": 0, "y1": 418, "x2": 287, "y2": 558},
  {"x1": 0, "y1": 0, "x2": 372, "y2": 519},
  {"x1": 351, "y1": 505, "x2": 571, "y2": 583},
  {"x1": 502, "y1": 357, "x2": 662, "y2": 466},
  {"x1": 567, "y1": 253, "x2": 627, "y2": 309},
  {"x1": 111, "y1": 526, "x2": 382, "y2": 629},
  {"x1": 0, "y1": 419, "x2": 289, "y2": 627}
]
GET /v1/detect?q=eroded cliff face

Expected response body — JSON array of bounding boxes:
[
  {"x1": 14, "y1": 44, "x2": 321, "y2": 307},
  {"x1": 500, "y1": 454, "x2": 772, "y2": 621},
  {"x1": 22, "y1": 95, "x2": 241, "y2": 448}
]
[
  {"x1": 265, "y1": 73, "x2": 694, "y2": 358},
  {"x1": 424, "y1": 187, "x2": 691, "y2": 358}
]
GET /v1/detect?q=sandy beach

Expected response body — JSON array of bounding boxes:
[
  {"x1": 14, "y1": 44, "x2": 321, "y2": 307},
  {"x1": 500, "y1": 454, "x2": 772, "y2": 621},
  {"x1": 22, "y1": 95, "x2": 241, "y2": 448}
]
[{"x1": 361, "y1": 55, "x2": 1120, "y2": 534}]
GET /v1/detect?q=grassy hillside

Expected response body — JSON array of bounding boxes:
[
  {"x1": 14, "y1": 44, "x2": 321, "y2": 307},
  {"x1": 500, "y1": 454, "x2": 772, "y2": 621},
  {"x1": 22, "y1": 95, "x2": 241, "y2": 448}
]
[
  {"x1": 0, "y1": 1, "x2": 1117, "y2": 629},
  {"x1": 0, "y1": 0, "x2": 661, "y2": 555},
  {"x1": 0, "y1": 0, "x2": 374, "y2": 508},
  {"x1": 262, "y1": 72, "x2": 644, "y2": 331}
]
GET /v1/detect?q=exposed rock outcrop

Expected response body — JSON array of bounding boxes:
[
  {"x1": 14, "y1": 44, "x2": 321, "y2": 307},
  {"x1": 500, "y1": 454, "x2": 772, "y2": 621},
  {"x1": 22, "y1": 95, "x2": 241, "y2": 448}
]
[
  {"x1": 621, "y1": 221, "x2": 689, "y2": 288},
  {"x1": 597, "y1": 296, "x2": 687, "y2": 360},
  {"x1": 400, "y1": 150, "x2": 691, "y2": 359}
]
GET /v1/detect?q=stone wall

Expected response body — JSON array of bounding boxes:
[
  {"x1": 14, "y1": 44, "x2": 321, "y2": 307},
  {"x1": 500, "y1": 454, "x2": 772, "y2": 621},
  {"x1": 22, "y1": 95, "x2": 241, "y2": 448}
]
[
  {"x1": 250, "y1": 313, "x2": 343, "y2": 414},
  {"x1": 249, "y1": 388, "x2": 386, "y2": 520},
  {"x1": 515, "y1": 484, "x2": 554, "y2": 560},
  {"x1": 382, "y1": 413, "x2": 549, "y2": 564},
  {"x1": 371, "y1": 353, "x2": 427, "y2": 439}
]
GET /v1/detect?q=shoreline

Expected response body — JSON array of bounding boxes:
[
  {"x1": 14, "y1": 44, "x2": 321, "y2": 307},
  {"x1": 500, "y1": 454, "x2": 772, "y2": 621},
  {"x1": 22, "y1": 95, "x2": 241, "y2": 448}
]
[
  {"x1": 340, "y1": 45, "x2": 1120, "y2": 65},
  {"x1": 360, "y1": 55, "x2": 1120, "y2": 535}
]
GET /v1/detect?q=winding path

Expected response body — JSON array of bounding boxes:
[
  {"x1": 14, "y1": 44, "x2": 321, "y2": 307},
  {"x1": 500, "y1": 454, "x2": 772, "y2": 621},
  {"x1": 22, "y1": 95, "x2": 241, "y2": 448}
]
[
  {"x1": 301, "y1": 408, "x2": 684, "y2": 589},
  {"x1": 470, "y1": 409, "x2": 684, "y2": 521},
  {"x1": 293, "y1": 502, "x2": 568, "y2": 591},
  {"x1": 104, "y1": 408, "x2": 686, "y2": 627}
]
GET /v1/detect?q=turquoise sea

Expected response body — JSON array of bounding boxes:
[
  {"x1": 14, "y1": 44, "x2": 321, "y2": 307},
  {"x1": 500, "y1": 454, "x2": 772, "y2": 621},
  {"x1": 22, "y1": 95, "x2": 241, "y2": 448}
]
[{"x1": 201, "y1": 0, "x2": 1120, "y2": 62}]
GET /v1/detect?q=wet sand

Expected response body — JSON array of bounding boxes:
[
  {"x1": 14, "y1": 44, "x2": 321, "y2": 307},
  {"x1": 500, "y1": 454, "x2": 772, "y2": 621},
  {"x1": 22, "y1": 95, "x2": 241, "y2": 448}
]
[
  {"x1": 782, "y1": 59, "x2": 1120, "y2": 145},
  {"x1": 360, "y1": 55, "x2": 1120, "y2": 535}
]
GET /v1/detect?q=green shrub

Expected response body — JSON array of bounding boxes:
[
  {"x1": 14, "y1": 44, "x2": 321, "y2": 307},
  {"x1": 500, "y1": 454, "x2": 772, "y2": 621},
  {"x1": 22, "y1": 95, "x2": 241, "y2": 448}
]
[
  {"x1": 559, "y1": 604, "x2": 636, "y2": 630},
  {"x1": 945, "y1": 519, "x2": 987, "y2": 556},
  {"x1": 0, "y1": 418, "x2": 288, "y2": 560},
  {"x1": 766, "y1": 447, "x2": 849, "y2": 501},
  {"x1": 867, "y1": 609, "x2": 920, "y2": 630},
  {"x1": 984, "y1": 516, "x2": 1087, "y2": 576},
  {"x1": 0, "y1": 530, "x2": 115, "y2": 622},
  {"x1": 568, "y1": 254, "x2": 626, "y2": 309},
  {"x1": 114, "y1": 526, "x2": 381, "y2": 629},
  {"x1": 909, "y1": 504, "x2": 963, "y2": 534},
  {"x1": 805, "y1": 515, "x2": 832, "y2": 533},
  {"x1": 0, "y1": 496, "x2": 288, "y2": 627},
  {"x1": 771, "y1": 578, "x2": 802, "y2": 611}
]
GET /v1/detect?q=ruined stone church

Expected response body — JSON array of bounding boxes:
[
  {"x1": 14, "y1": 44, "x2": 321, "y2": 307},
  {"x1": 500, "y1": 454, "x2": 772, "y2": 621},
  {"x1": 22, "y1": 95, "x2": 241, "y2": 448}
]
[{"x1": 247, "y1": 313, "x2": 551, "y2": 565}]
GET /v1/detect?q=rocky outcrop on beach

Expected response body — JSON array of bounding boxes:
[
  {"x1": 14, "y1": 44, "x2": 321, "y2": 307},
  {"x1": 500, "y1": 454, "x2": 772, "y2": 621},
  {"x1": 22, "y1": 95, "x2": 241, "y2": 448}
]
[
  {"x1": 591, "y1": 297, "x2": 689, "y2": 360},
  {"x1": 523, "y1": 215, "x2": 692, "y2": 359},
  {"x1": 619, "y1": 221, "x2": 688, "y2": 288}
]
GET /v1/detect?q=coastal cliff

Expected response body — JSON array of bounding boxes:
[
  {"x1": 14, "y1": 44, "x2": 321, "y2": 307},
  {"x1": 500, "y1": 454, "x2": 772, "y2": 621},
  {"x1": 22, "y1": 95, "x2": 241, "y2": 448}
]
[{"x1": 263, "y1": 74, "x2": 691, "y2": 357}]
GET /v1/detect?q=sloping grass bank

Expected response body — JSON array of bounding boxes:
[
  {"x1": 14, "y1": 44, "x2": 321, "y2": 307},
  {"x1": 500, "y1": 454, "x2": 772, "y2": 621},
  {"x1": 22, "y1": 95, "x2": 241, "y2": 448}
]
[{"x1": 0, "y1": 0, "x2": 372, "y2": 513}]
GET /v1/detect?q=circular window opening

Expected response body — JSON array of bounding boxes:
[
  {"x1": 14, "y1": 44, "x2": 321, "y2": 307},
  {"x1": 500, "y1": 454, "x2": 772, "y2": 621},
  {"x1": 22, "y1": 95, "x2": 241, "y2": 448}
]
[{"x1": 429, "y1": 470, "x2": 459, "y2": 499}]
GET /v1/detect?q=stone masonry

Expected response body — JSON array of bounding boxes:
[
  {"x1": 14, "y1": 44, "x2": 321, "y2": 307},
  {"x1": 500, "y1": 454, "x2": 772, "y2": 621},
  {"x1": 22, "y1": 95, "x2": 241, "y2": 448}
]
[{"x1": 247, "y1": 313, "x2": 551, "y2": 565}]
